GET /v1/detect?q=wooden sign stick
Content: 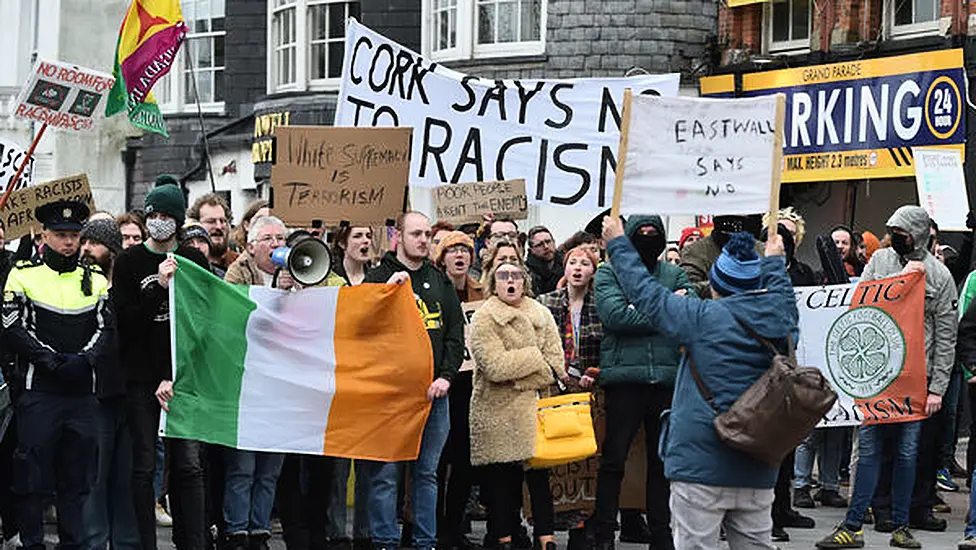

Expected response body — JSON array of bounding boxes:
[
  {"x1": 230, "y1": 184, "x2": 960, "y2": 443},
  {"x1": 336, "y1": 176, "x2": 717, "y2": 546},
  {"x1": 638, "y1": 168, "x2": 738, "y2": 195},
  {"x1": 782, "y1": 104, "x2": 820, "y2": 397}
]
[
  {"x1": 766, "y1": 94, "x2": 786, "y2": 233},
  {"x1": 610, "y1": 88, "x2": 633, "y2": 221},
  {"x1": 0, "y1": 123, "x2": 47, "y2": 211}
]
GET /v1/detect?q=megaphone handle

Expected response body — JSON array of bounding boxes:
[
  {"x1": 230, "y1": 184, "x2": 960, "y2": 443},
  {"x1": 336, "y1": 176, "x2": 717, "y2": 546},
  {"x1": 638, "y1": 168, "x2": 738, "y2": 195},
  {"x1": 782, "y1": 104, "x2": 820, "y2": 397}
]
[{"x1": 272, "y1": 268, "x2": 281, "y2": 289}]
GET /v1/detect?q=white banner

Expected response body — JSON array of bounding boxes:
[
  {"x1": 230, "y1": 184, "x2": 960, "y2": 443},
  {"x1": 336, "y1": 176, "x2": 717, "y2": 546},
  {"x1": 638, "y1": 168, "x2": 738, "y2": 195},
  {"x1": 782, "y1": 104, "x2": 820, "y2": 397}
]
[
  {"x1": 913, "y1": 147, "x2": 969, "y2": 231},
  {"x1": 336, "y1": 20, "x2": 680, "y2": 211},
  {"x1": 621, "y1": 95, "x2": 778, "y2": 216},
  {"x1": 14, "y1": 59, "x2": 115, "y2": 132},
  {"x1": 0, "y1": 137, "x2": 34, "y2": 194}
]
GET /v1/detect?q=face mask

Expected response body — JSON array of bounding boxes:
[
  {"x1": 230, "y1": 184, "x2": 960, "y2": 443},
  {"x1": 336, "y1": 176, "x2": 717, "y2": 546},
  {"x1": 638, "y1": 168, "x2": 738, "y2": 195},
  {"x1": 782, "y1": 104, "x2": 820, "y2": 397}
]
[
  {"x1": 43, "y1": 246, "x2": 79, "y2": 274},
  {"x1": 147, "y1": 218, "x2": 177, "y2": 242},
  {"x1": 891, "y1": 232, "x2": 914, "y2": 256},
  {"x1": 631, "y1": 233, "x2": 666, "y2": 269}
]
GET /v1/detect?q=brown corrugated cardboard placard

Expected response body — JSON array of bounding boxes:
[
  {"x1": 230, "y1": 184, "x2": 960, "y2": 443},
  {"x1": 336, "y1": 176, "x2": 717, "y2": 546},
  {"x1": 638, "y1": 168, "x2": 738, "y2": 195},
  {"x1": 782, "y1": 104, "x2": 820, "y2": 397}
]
[
  {"x1": 1, "y1": 173, "x2": 94, "y2": 240},
  {"x1": 434, "y1": 179, "x2": 528, "y2": 225},
  {"x1": 271, "y1": 126, "x2": 412, "y2": 227}
]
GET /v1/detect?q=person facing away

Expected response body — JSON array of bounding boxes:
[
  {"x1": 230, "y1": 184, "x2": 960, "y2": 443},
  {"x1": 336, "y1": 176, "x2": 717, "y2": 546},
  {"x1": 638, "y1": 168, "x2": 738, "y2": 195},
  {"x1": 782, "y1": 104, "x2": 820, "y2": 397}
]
[{"x1": 602, "y1": 216, "x2": 797, "y2": 550}]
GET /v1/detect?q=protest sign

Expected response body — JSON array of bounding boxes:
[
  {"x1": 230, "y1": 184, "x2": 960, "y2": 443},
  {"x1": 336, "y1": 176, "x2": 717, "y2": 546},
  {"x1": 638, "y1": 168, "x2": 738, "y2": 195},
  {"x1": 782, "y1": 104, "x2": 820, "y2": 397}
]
[
  {"x1": 913, "y1": 147, "x2": 969, "y2": 231},
  {"x1": 335, "y1": 20, "x2": 680, "y2": 211},
  {"x1": 1, "y1": 174, "x2": 94, "y2": 240},
  {"x1": 794, "y1": 273, "x2": 927, "y2": 427},
  {"x1": 617, "y1": 94, "x2": 782, "y2": 216},
  {"x1": 434, "y1": 179, "x2": 528, "y2": 225},
  {"x1": 459, "y1": 301, "x2": 483, "y2": 373},
  {"x1": 14, "y1": 59, "x2": 115, "y2": 132},
  {"x1": 0, "y1": 138, "x2": 34, "y2": 194},
  {"x1": 270, "y1": 126, "x2": 411, "y2": 226}
]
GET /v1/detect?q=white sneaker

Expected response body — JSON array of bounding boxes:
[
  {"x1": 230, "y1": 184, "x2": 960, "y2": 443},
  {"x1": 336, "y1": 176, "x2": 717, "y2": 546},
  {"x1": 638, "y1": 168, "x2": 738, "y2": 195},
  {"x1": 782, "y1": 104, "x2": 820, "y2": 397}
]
[
  {"x1": 3, "y1": 534, "x2": 22, "y2": 549},
  {"x1": 155, "y1": 503, "x2": 173, "y2": 527}
]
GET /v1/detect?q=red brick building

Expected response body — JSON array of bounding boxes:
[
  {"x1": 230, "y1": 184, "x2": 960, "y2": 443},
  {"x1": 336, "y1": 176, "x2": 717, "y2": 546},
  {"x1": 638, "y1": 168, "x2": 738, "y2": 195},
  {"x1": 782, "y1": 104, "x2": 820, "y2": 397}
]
[{"x1": 707, "y1": 0, "x2": 975, "y2": 272}]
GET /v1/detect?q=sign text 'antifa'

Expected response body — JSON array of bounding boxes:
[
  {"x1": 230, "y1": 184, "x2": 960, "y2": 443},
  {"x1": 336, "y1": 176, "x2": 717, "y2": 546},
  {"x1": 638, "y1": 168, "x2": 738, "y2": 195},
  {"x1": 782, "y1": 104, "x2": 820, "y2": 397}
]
[{"x1": 340, "y1": 30, "x2": 668, "y2": 208}]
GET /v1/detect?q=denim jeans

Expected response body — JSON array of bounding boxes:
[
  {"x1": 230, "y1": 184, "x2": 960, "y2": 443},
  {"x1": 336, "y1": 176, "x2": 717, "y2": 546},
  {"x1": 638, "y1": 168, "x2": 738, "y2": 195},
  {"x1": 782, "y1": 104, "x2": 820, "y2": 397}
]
[
  {"x1": 223, "y1": 448, "x2": 285, "y2": 534},
  {"x1": 367, "y1": 396, "x2": 450, "y2": 549},
  {"x1": 967, "y1": 468, "x2": 976, "y2": 536},
  {"x1": 83, "y1": 398, "x2": 141, "y2": 550},
  {"x1": 154, "y1": 437, "x2": 165, "y2": 500},
  {"x1": 326, "y1": 458, "x2": 370, "y2": 540},
  {"x1": 845, "y1": 421, "x2": 921, "y2": 530},
  {"x1": 793, "y1": 427, "x2": 849, "y2": 492}
]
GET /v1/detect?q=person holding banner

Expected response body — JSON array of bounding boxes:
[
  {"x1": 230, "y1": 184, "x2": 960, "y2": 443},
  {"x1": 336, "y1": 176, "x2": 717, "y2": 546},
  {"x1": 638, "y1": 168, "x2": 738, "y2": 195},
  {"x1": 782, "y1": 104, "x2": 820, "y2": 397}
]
[
  {"x1": 817, "y1": 206, "x2": 957, "y2": 549},
  {"x1": 602, "y1": 216, "x2": 796, "y2": 550},
  {"x1": 590, "y1": 215, "x2": 695, "y2": 550}
]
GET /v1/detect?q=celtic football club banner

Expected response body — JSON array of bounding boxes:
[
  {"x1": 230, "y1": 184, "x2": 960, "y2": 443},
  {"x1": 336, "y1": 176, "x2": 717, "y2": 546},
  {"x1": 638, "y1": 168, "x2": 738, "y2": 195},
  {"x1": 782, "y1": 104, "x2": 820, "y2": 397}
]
[{"x1": 795, "y1": 273, "x2": 927, "y2": 427}]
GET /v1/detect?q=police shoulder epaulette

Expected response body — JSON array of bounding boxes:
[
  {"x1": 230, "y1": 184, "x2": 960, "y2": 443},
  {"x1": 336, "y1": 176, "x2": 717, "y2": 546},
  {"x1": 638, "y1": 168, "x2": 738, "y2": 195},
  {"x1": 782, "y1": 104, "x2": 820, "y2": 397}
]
[{"x1": 14, "y1": 258, "x2": 42, "y2": 269}]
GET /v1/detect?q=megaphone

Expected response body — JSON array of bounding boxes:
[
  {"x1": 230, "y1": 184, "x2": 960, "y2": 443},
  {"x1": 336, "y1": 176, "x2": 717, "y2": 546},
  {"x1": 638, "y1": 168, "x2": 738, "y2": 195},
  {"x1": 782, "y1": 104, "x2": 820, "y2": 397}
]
[{"x1": 271, "y1": 230, "x2": 332, "y2": 287}]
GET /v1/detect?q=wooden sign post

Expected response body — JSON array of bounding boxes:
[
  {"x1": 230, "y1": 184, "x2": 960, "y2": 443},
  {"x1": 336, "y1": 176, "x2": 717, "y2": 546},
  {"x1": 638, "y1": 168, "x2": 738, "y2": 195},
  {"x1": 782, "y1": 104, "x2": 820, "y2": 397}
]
[
  {"x1": 766, "y1": 93, "x2": 787, "y2": 233},
  {"x1": 610, "y1": 88, "x2": 633, "y2": 222}
]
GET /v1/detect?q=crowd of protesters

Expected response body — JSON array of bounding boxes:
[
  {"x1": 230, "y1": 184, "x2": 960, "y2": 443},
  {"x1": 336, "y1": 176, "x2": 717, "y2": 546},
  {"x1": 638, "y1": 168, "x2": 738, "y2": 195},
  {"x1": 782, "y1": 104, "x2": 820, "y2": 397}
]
[{"x1": 4, "y1": 174, "x2": 976, "y2": 550}]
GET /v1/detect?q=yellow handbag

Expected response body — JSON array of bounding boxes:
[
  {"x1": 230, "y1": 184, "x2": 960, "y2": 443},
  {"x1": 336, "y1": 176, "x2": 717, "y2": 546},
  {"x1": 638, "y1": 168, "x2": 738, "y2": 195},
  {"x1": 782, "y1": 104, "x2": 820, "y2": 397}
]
[{"x1": 528, "y1": 392, "x2": 597, "y2": 469}]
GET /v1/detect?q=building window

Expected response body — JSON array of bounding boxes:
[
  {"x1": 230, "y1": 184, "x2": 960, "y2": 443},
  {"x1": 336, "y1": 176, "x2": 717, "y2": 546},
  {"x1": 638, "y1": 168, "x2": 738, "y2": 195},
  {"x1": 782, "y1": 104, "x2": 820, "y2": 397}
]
[
  {"x1": 423, "y1": 0, "x2": 546, "y2": 62},
  {"x1": 892, "y1": 0, "x2": 940, "y2": 35},
  {"x1": 157, "y1": 0, "x2": 226, "y2": 113},
  {"x1": 268, "y1": 0, "x2": 360, "y2": 93},
  {"x1": 767, "y1": 0, "x2": 810, "y2": 53}
]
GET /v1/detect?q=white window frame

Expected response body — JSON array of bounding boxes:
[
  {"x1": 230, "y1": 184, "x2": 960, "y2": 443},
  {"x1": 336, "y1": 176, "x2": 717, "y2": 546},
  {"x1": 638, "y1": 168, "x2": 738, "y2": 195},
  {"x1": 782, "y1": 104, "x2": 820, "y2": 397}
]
[
  {"x1": 421, "y1": 0, "x2": 546, "y2": 62},
  {"x1": 267, "y1": 0, "x2": 358, "y2": 94},
  {"x1": 889, "y1": 0, "x2": 940, "y2": 38},
  {"x1": 764, "y1": 0, "x2": 811, "y2": 55},
  {"x1": 157, "y1": 3, "x2": 226, "y2": 114}
]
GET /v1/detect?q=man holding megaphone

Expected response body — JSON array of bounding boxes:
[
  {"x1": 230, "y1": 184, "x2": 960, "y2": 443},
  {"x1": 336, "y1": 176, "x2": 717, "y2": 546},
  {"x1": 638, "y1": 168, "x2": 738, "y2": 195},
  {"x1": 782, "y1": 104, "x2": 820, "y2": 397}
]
[{"x1": 225, "y1": 216, "x2": 312, "y2": 291}]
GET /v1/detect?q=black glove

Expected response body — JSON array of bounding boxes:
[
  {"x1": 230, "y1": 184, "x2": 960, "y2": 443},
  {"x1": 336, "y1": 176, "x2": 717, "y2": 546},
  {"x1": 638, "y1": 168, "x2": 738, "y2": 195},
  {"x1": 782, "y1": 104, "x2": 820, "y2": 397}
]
[{"x1": 55, "y1": 353, "x2": 91, "y2": 385}]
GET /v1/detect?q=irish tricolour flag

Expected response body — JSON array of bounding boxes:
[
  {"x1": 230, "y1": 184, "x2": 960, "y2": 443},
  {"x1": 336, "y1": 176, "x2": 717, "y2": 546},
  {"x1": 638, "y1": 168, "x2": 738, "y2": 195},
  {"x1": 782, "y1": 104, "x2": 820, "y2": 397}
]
[{"x1": 163, "y1": 258, "x2": 434, "y2": 461}]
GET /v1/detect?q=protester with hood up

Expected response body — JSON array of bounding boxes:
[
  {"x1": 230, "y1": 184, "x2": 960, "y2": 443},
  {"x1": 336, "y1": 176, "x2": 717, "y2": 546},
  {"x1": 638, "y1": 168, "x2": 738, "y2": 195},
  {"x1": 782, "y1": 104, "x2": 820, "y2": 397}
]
[
  {"x1": 861, "y1": 231, "x2": 881, "y2": 265},
  {"x1": 679, "y1": 214, "x2": 763, "y2": 298},
  {"x1": 363, "y1": 212, "x2": 465, "y2": 550},
  {"x1": 602, "y1": 216, "x2": 797, "y2": 549},
  {"x1": 526, "y1": 226, "x2": 564, "y2": 296},
  {"x1": 589, "y1": 214, "x2": 695, "y2": 550},
  {"x1": 817, "y1": 206, "x2": 957, "y2": 549}
]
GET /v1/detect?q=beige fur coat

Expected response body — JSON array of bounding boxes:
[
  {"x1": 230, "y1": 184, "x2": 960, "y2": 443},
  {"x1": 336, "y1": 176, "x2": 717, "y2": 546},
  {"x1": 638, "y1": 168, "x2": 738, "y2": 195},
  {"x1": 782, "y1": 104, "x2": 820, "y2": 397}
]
[{"x1": 469, "y1": 296, "x2": 564, "y2": 466}]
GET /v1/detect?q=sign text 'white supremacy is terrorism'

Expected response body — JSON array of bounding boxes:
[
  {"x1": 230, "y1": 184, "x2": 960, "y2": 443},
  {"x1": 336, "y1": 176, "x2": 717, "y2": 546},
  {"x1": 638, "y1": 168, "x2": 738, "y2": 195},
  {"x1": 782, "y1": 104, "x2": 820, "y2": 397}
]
[
  {"x1": 335, "y1": 20, "x2": 680, "y2": 211},
  {"x1": 620, "y1": 95, "x2": 779, "y2": 216}
]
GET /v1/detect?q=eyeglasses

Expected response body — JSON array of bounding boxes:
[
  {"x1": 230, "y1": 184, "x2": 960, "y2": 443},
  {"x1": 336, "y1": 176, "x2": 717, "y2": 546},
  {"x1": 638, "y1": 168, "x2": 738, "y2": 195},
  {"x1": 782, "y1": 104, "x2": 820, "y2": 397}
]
[
  {"x1": 530, "y1": 238, "x2": 553, "y2": 249},
  {"x1": 495, "y1": 271, "x2": 524, "y2": 282},
  {"x1": 255, "y1": 235, "x2": 286, "y2": 244},
  {"x1": 491, "y1": 231, "x2": 519, "y2": 241}
]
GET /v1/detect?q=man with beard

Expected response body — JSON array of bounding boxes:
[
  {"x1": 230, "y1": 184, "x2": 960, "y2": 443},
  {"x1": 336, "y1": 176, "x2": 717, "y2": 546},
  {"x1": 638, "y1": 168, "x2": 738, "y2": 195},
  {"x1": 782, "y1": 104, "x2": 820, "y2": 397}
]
[
  {"x1": 590, "y1": 215, "x2": 695, "y2": 550},
  {"x1": 3, "y1": 199, "x2": 110, "y2": 550},
  {"x1": 77, "y1": 219, "x2": 141, "y2": 549},
  {"x1": 680, "y1": 215, "x2": 763, "y2": 298},
  {"x1": 113, "y1": 183, "x2": 210, "y2": 550},
  {"x1": 364, "y1": 212, "x2": 465, "y2": 550},
  {"x1": 188, "y1": 193, "x2": 238, "y2": 272},
  {"x1": 526, "y1": 226, "x2": 563, "y2": 296}
]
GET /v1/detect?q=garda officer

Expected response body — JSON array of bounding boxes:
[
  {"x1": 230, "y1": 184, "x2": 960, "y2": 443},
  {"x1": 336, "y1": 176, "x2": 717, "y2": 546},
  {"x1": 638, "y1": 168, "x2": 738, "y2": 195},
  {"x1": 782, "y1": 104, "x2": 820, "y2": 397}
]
[{"x1": 2, "y1": 199, "x2": 109, "y2": 550}]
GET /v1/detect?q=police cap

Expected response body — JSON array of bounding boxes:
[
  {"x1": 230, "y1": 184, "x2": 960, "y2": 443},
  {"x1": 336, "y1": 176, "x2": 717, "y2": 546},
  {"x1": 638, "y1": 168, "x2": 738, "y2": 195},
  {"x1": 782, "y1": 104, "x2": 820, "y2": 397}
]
[{"x1": 36, "y1": 199, "x2": 89, "y2": 231}]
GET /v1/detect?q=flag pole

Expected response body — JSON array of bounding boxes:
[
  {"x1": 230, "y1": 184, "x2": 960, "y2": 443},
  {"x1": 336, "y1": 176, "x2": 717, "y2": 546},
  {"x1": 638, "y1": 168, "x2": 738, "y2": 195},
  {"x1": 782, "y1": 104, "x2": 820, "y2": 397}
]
[
  {"x1": 0, "y1": 122, "x2": 47, "y2": 210},
  {"x1": 184, "y1": 45, "x2": 217, "y2": 193}
]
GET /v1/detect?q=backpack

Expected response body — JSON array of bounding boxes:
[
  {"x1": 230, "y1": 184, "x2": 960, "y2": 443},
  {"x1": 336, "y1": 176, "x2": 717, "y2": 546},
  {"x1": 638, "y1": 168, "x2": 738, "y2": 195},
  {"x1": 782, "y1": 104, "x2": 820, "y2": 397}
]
[{"x1": 688, "y1": 320, "x2": 837, "y2": 467}]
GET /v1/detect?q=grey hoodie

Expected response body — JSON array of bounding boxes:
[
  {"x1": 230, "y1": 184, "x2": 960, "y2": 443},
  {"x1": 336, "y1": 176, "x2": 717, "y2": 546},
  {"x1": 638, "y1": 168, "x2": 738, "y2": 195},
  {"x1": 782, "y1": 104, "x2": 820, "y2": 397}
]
[{"x1": 861, "y1": 206, "x2": 957, "y2": 395}]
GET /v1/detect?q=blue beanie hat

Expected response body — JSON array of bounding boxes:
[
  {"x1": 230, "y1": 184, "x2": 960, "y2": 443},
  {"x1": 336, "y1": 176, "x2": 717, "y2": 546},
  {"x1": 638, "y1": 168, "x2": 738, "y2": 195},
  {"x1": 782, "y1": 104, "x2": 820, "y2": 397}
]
[{"x1": 709, "y1": 233, "x2": 761, "y2": 296}]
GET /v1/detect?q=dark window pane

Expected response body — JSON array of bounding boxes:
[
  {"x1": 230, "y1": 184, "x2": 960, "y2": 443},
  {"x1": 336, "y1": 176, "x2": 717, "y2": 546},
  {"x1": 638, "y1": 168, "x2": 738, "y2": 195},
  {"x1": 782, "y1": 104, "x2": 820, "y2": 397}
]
[
  {"x1": 214, "y1": 36, "x2": 225, "y2": 67},
  {"x1": 329, "y1": 4, "x2": 345, "y2": 38},
  {"x1": 309, "y1": 5, "x2": 325, "y2": 40},
  {"x1": 184, "y1": 71, "x2": 196, "y2": 103},
  {"x1": 771, "y1": 1, "x2": 790, "y2": 41},
  {"x1": 793, "y1": 0, "x2": 809, "y2": 40},
  {"x1": 214, "y1": 69, "x2": 224, "y2": 102},
  {"x1": 212, "y1": 17, "x2": 224, "y2": 31},
  {"x1": 328, "y1": 42, "x2": 344, "y2": 78},
  {"x1": 349, "y1": 2, "x2": 361, "y2": 20},
  {"x1": 895, "y1": 0, "x2": 913, "y2": 25},
  {"x1": 478, "y1": 4, "x2": 493, "y2": 44}
]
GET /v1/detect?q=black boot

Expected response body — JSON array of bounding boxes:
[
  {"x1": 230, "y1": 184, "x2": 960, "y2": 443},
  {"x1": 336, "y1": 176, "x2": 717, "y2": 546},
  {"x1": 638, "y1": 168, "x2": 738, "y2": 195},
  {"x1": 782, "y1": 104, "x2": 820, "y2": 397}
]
[
  {"x1": 618, "y1": 511, "x2": 651, "y2": 544},
  {"x1": 222, "y1": 533, "x2": 249, "y2": 550},
  {"x1": 250, "y1": 533, "x2": 272, "y2": 550}
]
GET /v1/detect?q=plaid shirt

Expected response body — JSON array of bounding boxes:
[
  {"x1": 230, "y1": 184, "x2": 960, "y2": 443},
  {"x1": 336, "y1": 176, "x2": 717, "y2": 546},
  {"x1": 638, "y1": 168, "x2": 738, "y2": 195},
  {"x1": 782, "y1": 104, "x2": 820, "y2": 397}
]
[{"x1": 537, "y1": 287, "x2": 603, "y2": 376}]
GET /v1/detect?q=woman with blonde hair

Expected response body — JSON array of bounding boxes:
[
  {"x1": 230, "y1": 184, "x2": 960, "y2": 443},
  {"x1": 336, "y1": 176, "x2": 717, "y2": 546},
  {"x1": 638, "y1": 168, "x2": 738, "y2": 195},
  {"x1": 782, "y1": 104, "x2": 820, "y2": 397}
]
[
  {"x1": 470, "y1": 260, "x2": 566, "y2": 550},
  {"x1": 479, "y1": 240, "x2": 525, "y2": 288}
]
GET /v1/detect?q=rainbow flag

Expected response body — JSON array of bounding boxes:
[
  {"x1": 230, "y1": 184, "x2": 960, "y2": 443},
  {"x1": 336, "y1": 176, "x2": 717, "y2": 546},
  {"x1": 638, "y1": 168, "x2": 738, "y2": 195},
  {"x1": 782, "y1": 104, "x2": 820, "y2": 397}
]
[{"x1": 106, "y1": 0, "x2": 187, "y2": 136}]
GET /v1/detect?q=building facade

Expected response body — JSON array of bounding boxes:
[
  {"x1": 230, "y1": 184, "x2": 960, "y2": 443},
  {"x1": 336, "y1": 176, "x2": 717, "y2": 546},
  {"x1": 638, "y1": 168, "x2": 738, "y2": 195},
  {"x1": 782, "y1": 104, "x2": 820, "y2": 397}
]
[{"x1": 709, "y1": 0, "x2": 976, "y2": 268}]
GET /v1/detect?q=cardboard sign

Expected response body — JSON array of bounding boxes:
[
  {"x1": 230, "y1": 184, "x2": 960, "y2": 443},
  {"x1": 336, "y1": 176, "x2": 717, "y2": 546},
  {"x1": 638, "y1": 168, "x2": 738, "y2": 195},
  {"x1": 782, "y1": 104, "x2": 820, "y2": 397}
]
[
  {"x1": 434, "y1": 179, "x2": 528, "y2": 225},
  {"x1": 620, "y1": 95, "x2": 779, "y2": 216},
  {"x1": 1, "y1": 174, "x2": 94, "y2": 240},
  {"x1": 14, "y1": 59, "x2": 115, "y2": 132},
  {"x1": 913, "y1": 147, "x2": 969, "y2": 231},
  {"x1": 0, "y1": 138, "x2": 34, "y2": 194},
  {"x1": 335, "y1": 20, "x2": 680, "y2": 210},
  {"x1": 459, "y1": 300, "x2": 484, "y2": 373},
  {"x1": 270, "y1": 126, "x2": 412, "y2": 226},
  {"x1": 795, "y1": 275, "x2": 927, "y2": 427}
]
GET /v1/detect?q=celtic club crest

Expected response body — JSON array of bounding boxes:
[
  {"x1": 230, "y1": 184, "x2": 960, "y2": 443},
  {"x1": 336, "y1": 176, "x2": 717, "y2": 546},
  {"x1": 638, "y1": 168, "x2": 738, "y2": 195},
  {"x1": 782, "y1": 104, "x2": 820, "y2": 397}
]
[{"x1": 825, "y1": 306, "x2": 906, "y2": 399}]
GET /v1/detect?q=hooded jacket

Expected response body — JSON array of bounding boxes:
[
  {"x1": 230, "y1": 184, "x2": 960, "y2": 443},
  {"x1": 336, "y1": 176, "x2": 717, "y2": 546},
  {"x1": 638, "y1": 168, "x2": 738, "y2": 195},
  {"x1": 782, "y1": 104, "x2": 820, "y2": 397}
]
[
  {"x1": 861, "y1": 206, "x2": 957, "y2": 396},
  {"x1": 606, "y1": 234, "x2": 798, "y2": 489},
  {"x1": 366, "y1": 252, "x2": 464, "y2": 383},
  {"x1": 595, "y1": 215, "x2": 695, "y2": 387}
]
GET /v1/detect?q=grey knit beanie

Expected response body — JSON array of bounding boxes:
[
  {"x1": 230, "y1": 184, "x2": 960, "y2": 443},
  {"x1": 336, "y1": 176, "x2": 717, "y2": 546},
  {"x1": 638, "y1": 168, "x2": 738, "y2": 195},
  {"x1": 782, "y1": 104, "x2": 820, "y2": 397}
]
[{"x1": 81, "y1": 219, "x2": 123, "y2": 255}]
